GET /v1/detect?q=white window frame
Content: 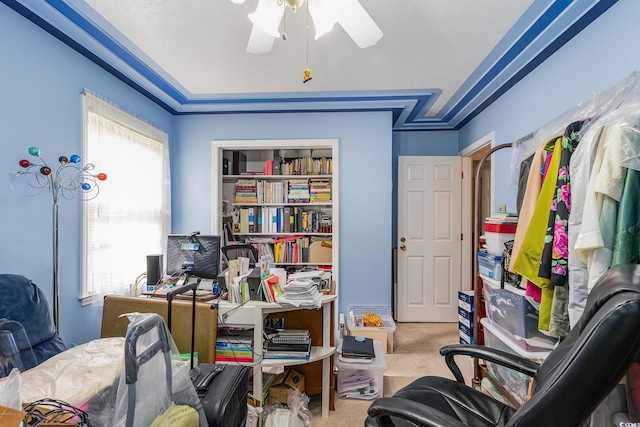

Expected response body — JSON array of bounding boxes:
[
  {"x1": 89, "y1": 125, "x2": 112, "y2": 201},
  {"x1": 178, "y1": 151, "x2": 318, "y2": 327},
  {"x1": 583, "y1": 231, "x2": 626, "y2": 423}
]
[{"x1": 80, "y1": 90, "x2": 170, "y2": 304}]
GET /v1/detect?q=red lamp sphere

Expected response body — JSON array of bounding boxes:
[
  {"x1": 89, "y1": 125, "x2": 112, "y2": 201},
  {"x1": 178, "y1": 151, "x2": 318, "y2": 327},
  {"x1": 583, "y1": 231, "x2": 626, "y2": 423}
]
[
  {"x1": 19, "y1": 159, "x2": 30, "y2": 168},
  {"x1": 97, "y1": 173, "x2": 107, "y2": 181}
]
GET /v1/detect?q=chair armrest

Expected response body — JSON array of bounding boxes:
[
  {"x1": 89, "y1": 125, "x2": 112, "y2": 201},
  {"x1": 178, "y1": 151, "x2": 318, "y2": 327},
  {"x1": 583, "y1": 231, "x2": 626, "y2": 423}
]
[
  {"x1": 367, "y1": 397, "x2": 468, "y2": 427},
  {"x1": 440, "y1": 344, "x2": 540, "y2": 384}
]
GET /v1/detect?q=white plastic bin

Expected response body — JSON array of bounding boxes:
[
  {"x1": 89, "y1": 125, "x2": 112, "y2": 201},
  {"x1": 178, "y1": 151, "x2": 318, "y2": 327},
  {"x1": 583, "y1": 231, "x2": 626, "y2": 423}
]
[
  {"x1": 347, "y1": 305, "x2": 396, "y2": 353},
  {"x1": 336, "y1": 340, "x2": 387, "y2": 400},
  {"x1": 484, "y1": 222, "x2": 517, "y2": 256}
]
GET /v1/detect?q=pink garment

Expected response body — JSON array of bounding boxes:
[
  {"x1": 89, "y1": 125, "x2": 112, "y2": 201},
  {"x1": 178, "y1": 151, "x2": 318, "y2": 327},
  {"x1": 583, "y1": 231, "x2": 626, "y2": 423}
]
[
  {"x1": 542, "y1": 151, "x2": 554, "y2": 179},
  {"x1": 526, "y1": 280, "x2": 542, "y2": 303}
]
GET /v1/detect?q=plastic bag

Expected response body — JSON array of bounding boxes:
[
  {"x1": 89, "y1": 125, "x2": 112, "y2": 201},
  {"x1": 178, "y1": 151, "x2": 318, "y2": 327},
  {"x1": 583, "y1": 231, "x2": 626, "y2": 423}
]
[
  {"x1": 0, "y1": 368, "x2": 21, "y2": 410},
  {"x1": 263, "y1": 389, "x2": 312, "y2": 427},
  {"x1": 112, "y1": 312, "x2": 206, "y2": 427},
  {"x1": 0, "y1": 318, "x2": 37, "y2": 376}
]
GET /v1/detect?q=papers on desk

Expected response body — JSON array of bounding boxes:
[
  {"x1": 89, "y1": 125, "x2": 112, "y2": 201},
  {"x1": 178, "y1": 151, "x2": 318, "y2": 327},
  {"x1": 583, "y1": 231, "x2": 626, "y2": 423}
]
[{"x1": 276, "y1": 279, "x2": 322, "y2": 308}]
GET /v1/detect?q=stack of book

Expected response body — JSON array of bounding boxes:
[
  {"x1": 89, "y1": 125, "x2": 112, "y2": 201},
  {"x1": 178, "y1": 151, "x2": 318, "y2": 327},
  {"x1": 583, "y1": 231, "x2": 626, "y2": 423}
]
[
  {"x1": 235, "y1": 179, "x2": 257, "y2": 204},
  {"x1": 287, "y1": 179, "x2": 310, "y2": 203},
  {"x1": 485, "y1": 212, "x2": 518, "y2": 225},
  {"x1": 215, "y1": 328, "x2": 254, "y2": 363},
  {"x1": 264, "y1": 329, "x2": 311, "y2": 360},
  {"x1": 309, "y1": 178, "x2": 331, "y2": 203}
]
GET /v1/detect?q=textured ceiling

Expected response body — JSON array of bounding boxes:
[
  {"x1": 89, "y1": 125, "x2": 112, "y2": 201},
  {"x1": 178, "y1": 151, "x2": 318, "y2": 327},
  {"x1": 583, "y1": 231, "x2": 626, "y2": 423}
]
[{"x1": 3, "y1": 0, "x2": 618, "y2": 129}]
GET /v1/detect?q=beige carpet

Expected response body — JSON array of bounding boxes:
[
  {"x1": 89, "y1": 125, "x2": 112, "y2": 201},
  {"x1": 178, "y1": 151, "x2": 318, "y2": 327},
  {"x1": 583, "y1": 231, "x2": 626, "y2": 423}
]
[{"x1": 306, "y1": 322, "x2": 474, "y2": 427}]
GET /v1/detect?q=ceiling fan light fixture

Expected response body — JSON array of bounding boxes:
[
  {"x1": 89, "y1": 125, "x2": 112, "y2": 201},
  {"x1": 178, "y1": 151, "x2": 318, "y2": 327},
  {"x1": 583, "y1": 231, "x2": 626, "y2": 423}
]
[
  {"x1": 308, "y1": 0, "x2": 341, "y2": 39},
  {"x1": 249, "y1": 0, "x2": 285, "y2": 38},
  {"x1": 281, "y1": 0, "x2": 304, "y2": 13}
]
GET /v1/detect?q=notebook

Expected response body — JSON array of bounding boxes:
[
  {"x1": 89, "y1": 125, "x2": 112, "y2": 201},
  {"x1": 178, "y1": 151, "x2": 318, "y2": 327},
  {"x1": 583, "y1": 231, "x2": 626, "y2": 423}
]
[{"x1": 342, "y1": 335, "x2": 375, "y2": 359}]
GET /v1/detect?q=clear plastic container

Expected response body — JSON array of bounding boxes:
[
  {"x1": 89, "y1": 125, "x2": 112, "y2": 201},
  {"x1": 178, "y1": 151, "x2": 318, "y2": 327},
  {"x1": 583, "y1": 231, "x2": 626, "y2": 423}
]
[
  {"x1": 481, "y1": 318, "x2": 550, "y2": 405},
  {"x1": 336, "y1": 340, "x2": 387, "y2": 400},
  {"x1": 347, "y1": 305, "x2": 396, "y2": 353},
  {"x1": 478, "y1": 252, "x2": 502, "y2": 279},
  {"x1": 482, "y1": 276, "x2": 557, "y2": 351}
]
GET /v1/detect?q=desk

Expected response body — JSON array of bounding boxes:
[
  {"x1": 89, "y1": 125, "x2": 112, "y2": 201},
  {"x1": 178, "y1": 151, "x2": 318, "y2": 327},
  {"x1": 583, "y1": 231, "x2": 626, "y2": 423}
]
[
  {"x1": 217, "y1": 295, "x2": 336, "y2": 417},
  {"x1": 100, "y1": 295, "x2": 218, "y2": 363}
]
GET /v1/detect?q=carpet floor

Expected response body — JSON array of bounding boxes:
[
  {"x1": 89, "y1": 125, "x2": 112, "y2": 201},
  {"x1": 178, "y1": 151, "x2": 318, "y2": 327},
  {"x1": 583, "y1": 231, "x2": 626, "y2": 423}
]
[{"x1": 305, "y1": 322, "x2": 474, "y2": 427}]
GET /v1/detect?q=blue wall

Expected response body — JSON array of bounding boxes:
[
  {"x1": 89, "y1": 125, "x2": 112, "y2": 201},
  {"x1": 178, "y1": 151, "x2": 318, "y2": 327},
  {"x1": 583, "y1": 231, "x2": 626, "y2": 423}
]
[
  {"x1": 0, "y1": 4, "x2": 174, "y2": 345},
  {"x1": 172, "y1": 112, "x2": 394, "y2": 317},
  {"x1": 458, "y1": 0, "x2": 640, "y2": 213}
]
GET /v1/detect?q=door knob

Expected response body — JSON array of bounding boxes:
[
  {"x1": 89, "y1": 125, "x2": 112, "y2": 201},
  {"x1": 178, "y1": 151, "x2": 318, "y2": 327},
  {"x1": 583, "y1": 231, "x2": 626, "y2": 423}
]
[
  {"x1": 400, "y1": 244, "x2": 406, "y2": 251},
  {"x1": 400, "y1": 237, "x2": 406, "y2": 242}
]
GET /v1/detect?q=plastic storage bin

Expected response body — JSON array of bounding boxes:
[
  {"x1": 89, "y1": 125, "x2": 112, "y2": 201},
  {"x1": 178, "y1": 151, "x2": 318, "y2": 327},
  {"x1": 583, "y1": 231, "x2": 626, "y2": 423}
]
[
  {"x1": 336, "y1": 340, "x2": 387, "y2": 400},
  {"x1": 347, "y1": 305, "x2": 396, "y2": 353},
  {"x1": 477, "y1": 252, "x2": 502, "y2": 279},
  {"x1": 481, "y1": 318, "x2": 550, "y2": 405},
  {"x1": 484, "y1": 222, "x2": 517, "y2": 256},
  {"x1": 482, "y1": 276, "x2": 557, "y2": 351}
]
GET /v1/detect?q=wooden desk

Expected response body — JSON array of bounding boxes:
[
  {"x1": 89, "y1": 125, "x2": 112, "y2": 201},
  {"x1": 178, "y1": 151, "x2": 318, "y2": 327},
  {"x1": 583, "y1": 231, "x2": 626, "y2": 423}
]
[{"x1": 100, "y1": 295, "x2": 218, "y2": 363}]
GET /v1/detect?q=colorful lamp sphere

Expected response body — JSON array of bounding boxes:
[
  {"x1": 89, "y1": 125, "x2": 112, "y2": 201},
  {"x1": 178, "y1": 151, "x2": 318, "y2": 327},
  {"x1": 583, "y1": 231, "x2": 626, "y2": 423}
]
[
  {"x1": 69, "y1": 155, "x2": 81, "y2": 164},
  {"x1": 58, "y1": 156, "x2": 68, "y2": 164},
  {"x1": 82, "y1": 183, "x2": 91, "y2": 191},
  {"x1": 40, "y1": 167, "x2": 52, "y2": 176},
  {"x1": 19, "y1": 159, "x2": 31, "y2": 168},
  {"x1": 28, "y1": 147, "x2": 40, "y2": 156},
  {"x1": 97, "y1": 173, "x2": 107, "y2": 181}
]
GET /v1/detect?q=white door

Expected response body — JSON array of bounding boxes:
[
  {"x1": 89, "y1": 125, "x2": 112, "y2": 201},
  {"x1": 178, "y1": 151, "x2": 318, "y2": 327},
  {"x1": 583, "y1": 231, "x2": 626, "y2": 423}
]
[{"x1": 397, "y1": 156, "x2": 462, "y2": 322}]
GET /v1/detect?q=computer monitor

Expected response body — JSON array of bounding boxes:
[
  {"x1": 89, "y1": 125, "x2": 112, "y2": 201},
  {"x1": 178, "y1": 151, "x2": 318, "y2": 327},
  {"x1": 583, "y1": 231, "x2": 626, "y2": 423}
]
[{"x1": 166, "y1": 234, "x2": 221, "y2": 279}]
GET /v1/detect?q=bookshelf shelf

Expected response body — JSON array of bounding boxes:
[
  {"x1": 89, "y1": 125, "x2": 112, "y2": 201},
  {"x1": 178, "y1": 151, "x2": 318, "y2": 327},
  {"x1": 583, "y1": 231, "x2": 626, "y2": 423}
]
[
  {"x1": 233, "y1": 202, "x2": 333, "y2": 207},
  {"x1": 216, "y1": 294, "x2": 336, "y2": 417}
]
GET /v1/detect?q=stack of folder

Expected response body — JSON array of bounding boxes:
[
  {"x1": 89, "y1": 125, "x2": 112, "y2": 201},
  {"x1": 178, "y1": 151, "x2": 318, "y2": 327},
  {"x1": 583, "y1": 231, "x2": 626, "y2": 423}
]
[{"x1": 264, "y1": 329, "x2": 311, "y2": 359}]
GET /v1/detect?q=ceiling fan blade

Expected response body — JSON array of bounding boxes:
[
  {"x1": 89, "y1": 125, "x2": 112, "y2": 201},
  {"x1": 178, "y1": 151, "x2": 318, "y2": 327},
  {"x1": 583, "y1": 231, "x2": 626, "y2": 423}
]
[
  {"x1": 337, "y1": 0, "x2": 382, "y2": 49},
  {"x1": 308, "y1": 0, "x2": 341, "y2": 40},
  {"x1": 247, "y1": 25, "x2": 277, "y2": 54},
  {"x1": 248, "y1": 0, "x2": 284, "y2": 38}
]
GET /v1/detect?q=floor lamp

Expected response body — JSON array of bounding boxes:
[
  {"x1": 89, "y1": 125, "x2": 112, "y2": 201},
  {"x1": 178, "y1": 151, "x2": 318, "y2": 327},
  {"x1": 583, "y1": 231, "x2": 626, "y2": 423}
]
[{"x1": 11, "y1": 147, "x2": 106, "y2": 333}]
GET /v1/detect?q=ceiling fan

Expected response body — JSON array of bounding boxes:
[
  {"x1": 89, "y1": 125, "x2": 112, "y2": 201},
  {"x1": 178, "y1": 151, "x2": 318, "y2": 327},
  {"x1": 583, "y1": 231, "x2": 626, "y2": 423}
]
[{"x1": 231, "y1": 0, "x2": 383, "y2": 54}]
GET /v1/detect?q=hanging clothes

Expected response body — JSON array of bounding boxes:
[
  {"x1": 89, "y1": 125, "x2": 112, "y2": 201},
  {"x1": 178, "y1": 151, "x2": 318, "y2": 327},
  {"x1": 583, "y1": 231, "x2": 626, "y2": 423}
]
[
  {"x1": 567, "y1": 124, "x2": 604, "y2": 327},
  {"x1": 612, "y1": 168, "x2": 640, "y2": 265},
  {"x1": 508, "y1": 144, "x2": 547, "y2": 275}
]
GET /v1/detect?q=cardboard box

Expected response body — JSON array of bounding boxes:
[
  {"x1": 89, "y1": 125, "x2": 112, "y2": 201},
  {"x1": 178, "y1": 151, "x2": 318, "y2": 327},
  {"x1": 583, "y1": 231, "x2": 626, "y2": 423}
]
[
  {"x1": 0, "y1": 406, "x2": 25, "y2": 427},
  {"x1": 267, "y1": 369, "x2": 306, "y2": 405}
]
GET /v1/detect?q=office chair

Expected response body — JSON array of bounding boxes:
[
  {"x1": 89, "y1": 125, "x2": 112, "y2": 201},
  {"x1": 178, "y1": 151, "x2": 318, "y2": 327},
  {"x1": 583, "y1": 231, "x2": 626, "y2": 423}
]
[
  {"x1": 220, "y1": 243, "x2": 259, "y2": 268},
  {"x1": 365, "y1": 263, "x2": 640, "y2": 427}
]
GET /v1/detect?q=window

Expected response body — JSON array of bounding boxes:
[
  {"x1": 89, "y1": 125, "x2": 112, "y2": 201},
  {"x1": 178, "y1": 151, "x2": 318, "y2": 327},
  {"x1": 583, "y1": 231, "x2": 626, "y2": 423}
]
[{"x1": 81, "y1": 90, "x2": 170, "y2": 303}]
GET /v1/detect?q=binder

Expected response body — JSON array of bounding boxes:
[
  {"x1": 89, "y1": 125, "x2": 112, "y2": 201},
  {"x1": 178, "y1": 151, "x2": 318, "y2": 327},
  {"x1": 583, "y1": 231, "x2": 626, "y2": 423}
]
[{"x1": 342, "y1": 335, "x2": 375, "y2": 359}]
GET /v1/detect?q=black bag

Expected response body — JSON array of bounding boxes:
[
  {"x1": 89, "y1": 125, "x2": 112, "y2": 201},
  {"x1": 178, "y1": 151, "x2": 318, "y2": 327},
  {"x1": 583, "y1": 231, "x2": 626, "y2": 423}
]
[
  {"x1": 501, "y1": 240, "x2": 522, "y2": 289},
  {"x1": 191, "y1": 363, "x2": 250, "y2": 427}
]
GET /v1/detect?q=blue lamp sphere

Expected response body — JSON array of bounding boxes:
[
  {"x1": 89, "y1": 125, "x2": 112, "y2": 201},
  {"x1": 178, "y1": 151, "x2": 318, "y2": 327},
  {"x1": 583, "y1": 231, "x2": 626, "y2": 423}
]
[
  {"x1": 70, "y1": 154, "x2": 81, "y2": 164},
  {"x1": 82, "y1": 183, "x2": 91, "y2": 191}
]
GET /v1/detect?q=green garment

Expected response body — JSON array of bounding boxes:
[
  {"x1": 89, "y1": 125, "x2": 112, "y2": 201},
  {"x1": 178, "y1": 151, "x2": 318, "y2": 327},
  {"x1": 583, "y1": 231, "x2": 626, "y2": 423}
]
[
  {"x1": 512, "y1": 137, "x2": 562, "y2": 289},
  {"x1": 549, "y1": 284, "x2": 570, "y2": 337},
  {"x1": 612, "y1": 168, "x2": 640, "y2": 266}
]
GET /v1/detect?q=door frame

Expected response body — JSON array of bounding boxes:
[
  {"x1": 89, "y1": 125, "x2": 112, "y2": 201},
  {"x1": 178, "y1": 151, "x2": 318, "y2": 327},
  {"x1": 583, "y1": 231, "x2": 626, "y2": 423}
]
[{"x1": 458, "y1": 131, "x2": 495, "y2": 291}]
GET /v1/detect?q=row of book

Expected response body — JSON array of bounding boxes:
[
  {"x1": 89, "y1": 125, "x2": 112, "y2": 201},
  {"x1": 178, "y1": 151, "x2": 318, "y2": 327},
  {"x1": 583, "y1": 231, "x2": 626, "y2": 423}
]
[
  {"x1": 238, "y1": 206, "x2": 332, "y2": 234},
  {"x1": 234, "y1": 178, "x2": 331, "y2": 205},
  {"x1": 281, "y1": 157, "x2": 332, "y2": 176},
  {"x1": 215, "y1": 328, "x2": 254, "y2": 363}
]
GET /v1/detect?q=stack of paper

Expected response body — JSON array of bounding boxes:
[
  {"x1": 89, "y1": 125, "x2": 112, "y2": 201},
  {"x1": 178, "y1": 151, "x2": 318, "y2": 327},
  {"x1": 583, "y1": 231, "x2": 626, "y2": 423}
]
[{"x1": 276, "y1": 279, "x2": 322, "y2": 308}]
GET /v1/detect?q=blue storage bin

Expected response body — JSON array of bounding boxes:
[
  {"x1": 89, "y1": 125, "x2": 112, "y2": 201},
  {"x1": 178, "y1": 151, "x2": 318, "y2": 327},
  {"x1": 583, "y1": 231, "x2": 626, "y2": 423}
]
[{"x1": 478, "y1": 252, "x2": 502, "y2": 279}]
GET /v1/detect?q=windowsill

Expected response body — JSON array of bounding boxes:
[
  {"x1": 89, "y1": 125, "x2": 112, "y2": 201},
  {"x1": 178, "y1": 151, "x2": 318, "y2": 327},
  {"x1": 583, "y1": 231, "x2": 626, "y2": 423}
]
[{"x1": 79, "y1": 294, "x2": 93, "y2": 306}]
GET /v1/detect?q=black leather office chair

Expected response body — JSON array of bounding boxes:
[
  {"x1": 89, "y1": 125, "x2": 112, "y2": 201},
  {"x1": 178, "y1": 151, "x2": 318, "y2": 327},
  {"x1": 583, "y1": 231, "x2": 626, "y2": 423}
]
[{"x1": 366, "y1": 263, "x2": 640, "y2": 427}]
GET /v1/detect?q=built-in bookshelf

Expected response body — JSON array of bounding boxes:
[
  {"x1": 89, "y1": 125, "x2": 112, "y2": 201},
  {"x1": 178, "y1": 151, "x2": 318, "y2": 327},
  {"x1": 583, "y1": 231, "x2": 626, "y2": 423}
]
[{"x1": 212, "y1": 140, "x2": 338, "y2": 271}]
